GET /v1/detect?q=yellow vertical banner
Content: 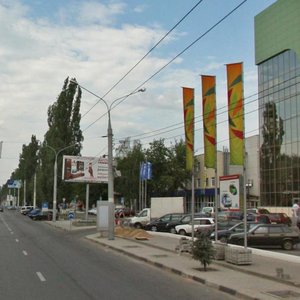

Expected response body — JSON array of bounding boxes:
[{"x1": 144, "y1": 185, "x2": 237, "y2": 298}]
[
  {"x1": 182, "y1": 87, "x2": 194, "y2": 171},
  {"x1": 201, "y1": 76, "x2": 216, "y2": 169},
  {"x1": 226, "y1": 62, "x2": 244, "y2": 165}
]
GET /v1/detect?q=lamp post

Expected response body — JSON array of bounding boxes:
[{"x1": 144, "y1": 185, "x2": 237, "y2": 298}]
[
  {"x1": 70, "y1": 80, "x2": 146, "y2": 205},
  {"x1": 46, "y1": 143, "x2": 78, "y2": 222}
]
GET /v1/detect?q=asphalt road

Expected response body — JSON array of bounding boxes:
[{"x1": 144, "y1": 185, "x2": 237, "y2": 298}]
[{"x1": 0, "y1": 210, "x2": 236, "y2": 300}]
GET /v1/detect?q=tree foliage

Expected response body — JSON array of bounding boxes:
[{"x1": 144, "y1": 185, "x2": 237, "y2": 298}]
[
  {"x1": 115, "y1": 138, "x2": 190, "y2": 208},
  {"x1": 192, "y1": 232, "x2": 215, "y2": 271}
]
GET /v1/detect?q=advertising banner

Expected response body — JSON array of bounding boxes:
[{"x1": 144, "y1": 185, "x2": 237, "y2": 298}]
[
  {"x1": 201, "y1": 75, "x2": 216, "y2": 168},
  {"x1": 182, "y1": 87, "x2": 194, "y2": 171},
  {"x1": 63, "y1": 156, "x2": 108, "y2": 183},
  {"x1": 219, "y1": 174, "x2": 240, "y2": 209},
  {"x1": 226, "y1": 62, "x2": 245, "y2": 165},
  {"x1": 7, "y1": 179, "x2": 22, "y2": 189},
  {"x1": 140, "y1": 162, "x2": 152, "y2": 180}
]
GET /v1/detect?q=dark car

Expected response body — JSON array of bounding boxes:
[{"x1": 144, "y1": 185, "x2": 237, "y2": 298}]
[
  {"x1": 217, "y1": 210, "x2": 243, "y2": 222},
  {"x1": 0, "y1": 205, "x2": 4, "y2": 212},
  {"x1": 166, "y1": 213, "x2": 207, "y2": 234},
  {"x1": 144, "y1": 213, "x2": 185, "y2": 232},
  {"x1": 210, "y1": 221, "x2": 260, "y2": 243},
  {"x1": 228, "y1": 224, "x2": 300, "y2": 250},
  {"x1": 28, "y1": 209, "x2": 55, "y2": 221}
]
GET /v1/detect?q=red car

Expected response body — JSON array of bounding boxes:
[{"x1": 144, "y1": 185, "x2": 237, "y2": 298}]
[
  {"x1": 115, "y1": 208, "x2": 135, "y2": 218},
  {"x1": 267, "y1": 213, "x2": 291, "y2": 225}
]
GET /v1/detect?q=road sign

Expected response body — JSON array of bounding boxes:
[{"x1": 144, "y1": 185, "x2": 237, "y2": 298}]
[{"x1": 68, "y1": 211, "x2": 75, "y2": 220}]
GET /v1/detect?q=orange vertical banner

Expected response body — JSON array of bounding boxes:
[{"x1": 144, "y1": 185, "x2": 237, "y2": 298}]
[
  {"x1": 226, "y1": 62, "x2": 244, "y2": 165},
  {"x1": 201, "y1": 76, "x2": 216, "y2": 169},
  {"x1": 182, "y1": 87, "x2": 194, "y2": 171}
]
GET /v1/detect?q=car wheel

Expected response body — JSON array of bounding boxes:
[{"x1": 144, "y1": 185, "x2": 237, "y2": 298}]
[
  {"x1": 282, "y1": 240, "x2": 293, "y2": 250},
  {"x1": 135, "y1": 223, "x2": 142, "y2": 229},
  {"x1": 237, "y1": 239, "x2": 244, "y2": 246},
  {"x1": 219, "y1": 236, "x2": 227, "y2": 243},
  {"x1": 170, "y1": 228, "x2": 176, "y2": 234},
  {"x1": 151, "y1": 226, "x2": 158, "y2": 232},
  {"x1": 179, "y1": 229, "x2": 186, "y2": 236}
]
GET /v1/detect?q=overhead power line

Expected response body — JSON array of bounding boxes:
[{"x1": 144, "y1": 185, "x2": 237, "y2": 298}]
[
  {"x1": 82, "y1": 0, "x2": 248, "y2": 133},
  {"x1": 81, "y1": 0, "x2": 205, "y2": 119}
]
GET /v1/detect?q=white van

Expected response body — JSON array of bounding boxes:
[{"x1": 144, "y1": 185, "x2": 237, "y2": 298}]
[{"x1": 20, "y1": 206, "x2": 35, "y2": 215}]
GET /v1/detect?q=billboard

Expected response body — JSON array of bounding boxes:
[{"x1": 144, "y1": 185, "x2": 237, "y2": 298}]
[
  {"x1": 7, "y1": 179, "x2": 22, "y2": 189},
  {"x1": 219, "y1": 174, "x2": 240, "y2": 209},
  {"x1": 63, "y1": 156, "x2": 108, "y2": 183}
]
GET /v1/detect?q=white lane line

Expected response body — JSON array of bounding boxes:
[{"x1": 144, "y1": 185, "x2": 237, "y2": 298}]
[
  {"x1": 15, "y1": 239, "x2": 19, "y2": 243},
  {"x1": 22, "y1": 250, "x2": 28, "y2": 256},
  {"x1": 36, "y1": 272, "x2": 46, "y2": 282},
  {"x1": 10, "y1": 231, "x2": 14, "y2": 234}
]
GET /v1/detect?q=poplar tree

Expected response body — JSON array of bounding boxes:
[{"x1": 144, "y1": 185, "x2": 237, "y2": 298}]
[{"x1": 39, "y1": 78, "x2": 83, "y2": 205}]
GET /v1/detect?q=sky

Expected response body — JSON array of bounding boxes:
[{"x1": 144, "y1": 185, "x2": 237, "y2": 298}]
[{"x1": 0, "y1": 0, "x2": 277, "y2": 186}]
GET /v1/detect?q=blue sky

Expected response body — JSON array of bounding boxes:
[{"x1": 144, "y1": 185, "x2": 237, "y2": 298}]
[{"x1": 0, "y1": 0, "x2": 276, "y2": 186}]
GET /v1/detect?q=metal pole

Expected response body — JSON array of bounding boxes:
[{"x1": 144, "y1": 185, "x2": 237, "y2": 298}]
[
  {"x1": 107, "y1": 111, "x2": 114, "y2": 204},
  {"x1": 17, "y1": 187, "x2": 20, "y2": 207},
  {"x1": 85, "y1": 183, "x2": 89, "y2": 221},
  {"x1": 33, "y1": 173, "x2": 37, "y2": 208},
  {"x1": 107, "y1": 110, "x2": 115, "y2": 240},
  {"x1": 23, "y1": 179, "x2": 26, "y2": 206},
  {"x1": 191, "y1": 170, "x2": 195, "y2": 241},
  {"x1": 53, "y1": 155, "x2": 58, "y2": 222}
]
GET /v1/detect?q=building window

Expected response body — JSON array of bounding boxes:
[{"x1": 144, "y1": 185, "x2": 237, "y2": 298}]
[
  {"x1": 211, "y1": 177, "x2": 215, "y2": 186},
  {"x1": 259, "y1": 49, "x2": 300, "y2": 206},
  {"x1": 206, "y1": 178, "x2": 209, "y2": 187}
]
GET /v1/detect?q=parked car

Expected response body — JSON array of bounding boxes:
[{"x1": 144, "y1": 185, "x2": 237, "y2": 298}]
[
  {"x1": 88, "y1": 208, "x2": 97, "y2": 216},
  {"x1": 0, "y1": 205, "x2": 3, "y2": 212},
  {"x1": 166, "y1": 213, "x2": 207, "y2": 234},
  {"x1": 144, "y1": 213, "x2": 185, "y2": 232},
  {"x1": 267, "y1": 213, "x2": 292, "y2": 225},
  {"x1": 247, "y1": 208, "x2": 270, "y2": 215},
  {"x1": 115, "y1": 207, "x2": 135, "y2": 218},
  {"x1": 20, "y1": 206, "x2": 35, "y2": 215},
  {"x1": 175, "y1": 217, "x2": 214, "y2": 236},
  {"x1": 210, "y1": 222, "x2": 260, "y2": 243},
  {"x1": 27, "y1": 209, "x2": 53, "y2": 220},
  {"x1": 227, "y1": 224, "x2": 300, "y2": 250},
  {"x1": 217, "y1": 210, "x2": 243, "y2": 221},
  {"x1": 246, "y1": 213, "x2": 271, "y2": 224}
]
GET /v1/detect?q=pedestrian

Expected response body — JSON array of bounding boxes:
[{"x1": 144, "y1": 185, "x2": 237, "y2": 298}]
[{"x1": 291, "y1": 199, "x2": 300, "y2": 227}]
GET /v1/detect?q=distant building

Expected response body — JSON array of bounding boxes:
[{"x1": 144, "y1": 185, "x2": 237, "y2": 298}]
[
  {"x1": 191, "y1": 135, "x2": 260, "y2": 212},
  {"x1": 255, "y1": 0, "x2": 300, "y2": 206}
]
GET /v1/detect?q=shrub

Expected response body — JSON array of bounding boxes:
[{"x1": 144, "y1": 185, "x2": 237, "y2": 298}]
[{"x1": 192, "y1": 232, "x2": 215, "y2": 271}]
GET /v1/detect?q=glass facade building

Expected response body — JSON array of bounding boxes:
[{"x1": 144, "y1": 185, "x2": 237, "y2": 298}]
[{"x1": 255, "y1": 0, "x2": 300, "y2": 206}]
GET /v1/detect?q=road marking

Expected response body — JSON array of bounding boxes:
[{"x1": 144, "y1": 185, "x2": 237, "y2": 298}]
[
  {"x1": 22, "y1": 250, "x2": 28, "y2": 256},
  {"x1": 36, "y1": 272, "x2": 46, "y2": 282},
  {"x1": 10, "y1": 231, "x2": 14, "y2": 234},
  {"x1": 15, "y1": 239, "x2": 19, "y2": 243}
]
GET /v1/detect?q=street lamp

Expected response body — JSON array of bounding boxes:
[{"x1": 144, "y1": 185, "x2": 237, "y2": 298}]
[
  {"x1": 70, "y1": 80, "x2": 146, "y2": 205},
  {"x1": 45, "y1": 143, "x2": 78, "y2": 222}
]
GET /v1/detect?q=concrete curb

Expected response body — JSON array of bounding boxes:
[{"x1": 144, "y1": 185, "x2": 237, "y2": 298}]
[{"x1": 85, "y1": 234, "x2": 260, "y2": 300}]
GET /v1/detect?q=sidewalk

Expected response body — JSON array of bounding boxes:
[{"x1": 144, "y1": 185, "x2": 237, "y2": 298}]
[{"x1": 47, "y1": 221, "x2": 300, "y2": 300}]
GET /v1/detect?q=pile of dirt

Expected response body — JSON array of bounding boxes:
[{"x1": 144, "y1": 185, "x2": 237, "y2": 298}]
[{"x1": 114, "y1": 226, "x2": 151, "y2": 240}]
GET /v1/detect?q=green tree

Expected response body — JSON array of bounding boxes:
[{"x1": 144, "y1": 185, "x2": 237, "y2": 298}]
[
  {"x1": 192, "y1": 232, "x2": 215, "y2": 271},
  {"x1": 12, "y1": 135, "x2": 40, "y2": 205},
  {"x1": 115, "y1": 142, "x2": 145, "y2": 208},
  {"x1": 39, "y1": 77, "x2": 83, "y2": 205},
  {"x1": 145, "y1": 139, "x2": 189, "y2": 200}
]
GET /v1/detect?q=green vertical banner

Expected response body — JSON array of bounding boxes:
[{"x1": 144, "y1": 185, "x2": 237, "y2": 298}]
[
  {"x1": 226, "y1": 62, "x2": 244, "y2": 165},
  {"x1": 182, "y1": 87, "x2": 194, "y2": 171},
  {"x1": 201, "y1": 75, "x2": 216, "y2": 168}
]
